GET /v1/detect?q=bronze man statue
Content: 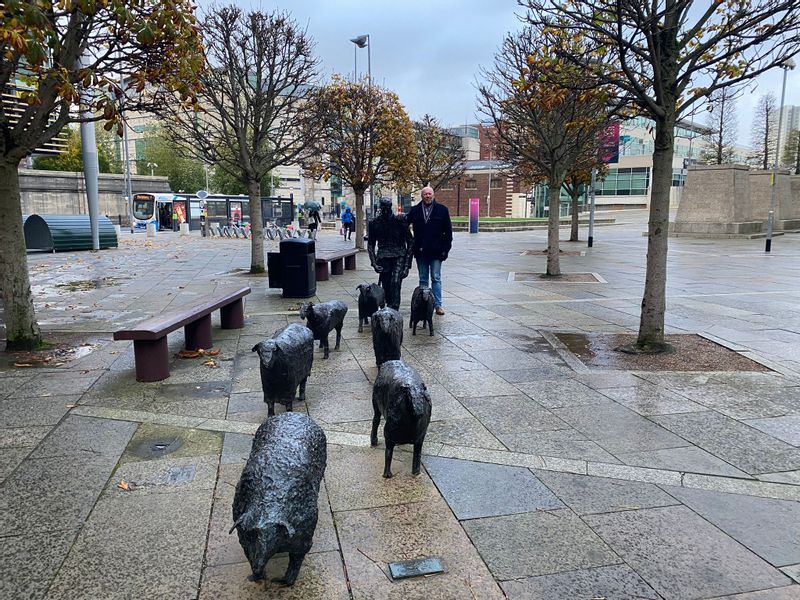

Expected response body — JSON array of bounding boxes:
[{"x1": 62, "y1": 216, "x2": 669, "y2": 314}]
[{"x1": 367, "y1": 198, "x2": 413, "y2": 310}]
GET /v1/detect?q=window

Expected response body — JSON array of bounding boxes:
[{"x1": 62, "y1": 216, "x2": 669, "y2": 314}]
[
  {"x1": 596, "y1": 167, "x2": 650, "y2": 196},
  {"x1": 490, "y1": 178, "x2": 502, "y2": 189},
  {"x1": 465, "y1": 179, "x2": 477, "y2": 190},
  {"x1": 439, "y1": 182, "x2": 455, "y2": 191}
]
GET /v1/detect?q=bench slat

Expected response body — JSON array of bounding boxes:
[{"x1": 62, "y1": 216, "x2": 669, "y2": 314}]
[
  {"x1": 114, "y1": 287, "x2": 251, "y2": 341},
  {"x1": 315, "y1": 249, "x2": 359, "y2": 262}
]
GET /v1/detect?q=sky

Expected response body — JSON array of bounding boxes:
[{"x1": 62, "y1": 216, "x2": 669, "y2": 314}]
[{"x1": 200, "y1": 0, "x2": 800, "y2": 148}]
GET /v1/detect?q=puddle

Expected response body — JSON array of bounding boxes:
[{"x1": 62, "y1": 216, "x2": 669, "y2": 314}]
[
  {"x1": 54, "y1": 277, "x2": 128, "y2": 292},
  {"x1": 130, "y1": 436, "x2": 183, "y2": 460}
]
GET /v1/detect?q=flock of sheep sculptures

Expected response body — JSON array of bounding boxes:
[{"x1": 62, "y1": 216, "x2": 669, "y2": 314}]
[{"x1": 232, "y1": 283, "x2": 436, "y2": 586}]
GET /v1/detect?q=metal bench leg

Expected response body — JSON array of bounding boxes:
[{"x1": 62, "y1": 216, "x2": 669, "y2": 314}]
[
  {"x1": 221, "y1": 298, "x2": 245, "y2": 329},
  {"x1": 345, "y1": 254, "x2": 357, "y2": 270},
  {"x1": 316, "y1": 262, "x2": 329, "y2": 281},
  {"x1": 331, "y1": 258, "x2": 344, "y2": 275},
  {"x1": 133, "y1": 337, "x2": 170, "y2": 382},
  {"x1": 185, "y1": 314, "x2": 213, "y2": 350}
]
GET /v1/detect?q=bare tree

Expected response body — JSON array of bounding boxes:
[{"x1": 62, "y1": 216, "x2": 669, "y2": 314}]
[
  {"x1": 524, "y1": 0, "x2": 800, "y2": 352},
  {"x1": 159, "y1": 6, "x2": 320, "y2": 273},
  {"x1": 751, "y1": 93, "x2": 778, "y2": 170},
  {"x1": 412, "y1": 115, "x2": 466, "y2": 192},
  {"x1": 477, "y1": 27, "x2": 615, "y2": 276},
  {"x1": 0, "y1": 0, "x2": 203, "y2": 350},
  {"x1": 304, "y1": 77, "x2": 415, "y2": 249},
  {"x1": 700, "y1": 87, "x2": 742, "y2": 165}
]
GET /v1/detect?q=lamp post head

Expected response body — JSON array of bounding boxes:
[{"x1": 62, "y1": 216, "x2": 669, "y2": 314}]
[
  {"x1": 782, "y1": 57, "x2": 796, "y2": 70},
  {"x1": 350, "y1": 35, "x2": 368, "y2": 48}
]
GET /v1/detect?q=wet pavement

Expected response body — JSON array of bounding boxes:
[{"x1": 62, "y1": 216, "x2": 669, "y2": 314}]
[{"x1": 3, "y1": 211, "x2": 800, "y2": 599}]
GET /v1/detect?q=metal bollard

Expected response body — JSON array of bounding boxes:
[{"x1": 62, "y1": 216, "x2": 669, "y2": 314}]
[{"x1": 146, "y1": 222, "x2": 157, "y2": 238}]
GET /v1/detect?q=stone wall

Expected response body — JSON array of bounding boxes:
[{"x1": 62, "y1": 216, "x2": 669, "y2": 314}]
[
  {"x1": 672, "y1": 164, "x2": 800, "y2": 237},
  {"x1": 19, "y1": 170, "x2": 170, "y2": 226}
]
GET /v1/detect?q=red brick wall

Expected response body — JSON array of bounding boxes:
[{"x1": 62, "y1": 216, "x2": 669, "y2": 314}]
[{"x1": 434, "y1": 172, "x2": 510, "y2": 217}]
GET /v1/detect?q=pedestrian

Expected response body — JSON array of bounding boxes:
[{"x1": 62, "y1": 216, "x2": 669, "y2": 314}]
[
  {"x1": 341, "y1": 206, "x2": 354, "y2": 241},
  {"x1": 308, "y1": 207, "x2": 321, "y2": 239},
  {"x1": 406, "y1": 186, "x2": 452, "y2": 315}
]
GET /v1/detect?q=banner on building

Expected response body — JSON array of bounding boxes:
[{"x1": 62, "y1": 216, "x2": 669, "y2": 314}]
[{"x1": 469, "y1": 197, "x2": 479, "y2": 234}]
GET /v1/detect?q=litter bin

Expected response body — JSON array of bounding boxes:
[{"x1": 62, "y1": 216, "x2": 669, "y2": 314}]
[
  {"x1": 279, "y1": 238, "x2": 315, "y2": 298},
  {"x1": 267, "y1": 251, "x2": 282, "y2": 289}
]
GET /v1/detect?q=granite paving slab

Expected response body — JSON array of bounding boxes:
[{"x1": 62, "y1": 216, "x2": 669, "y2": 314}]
[
  {"x1": 651, "y1": 412, "x2": 800, "y2": 474},
  {"x1": 516, "y1": 380, "x2": 611, "y2": 408},
  {"x1": 324, "y1": 445, "x2": 441, "y2": 512},
  {"x1": 460, "y1": 394, "x2": 570, "y2": 436},
  {"x1": 199, "y1": 551, "x2": 350, "y2": 599},
  {"x1": 585, "y1": 505, "x2": 791, "y2": 599},
  {"x1": 495, "y1": 364, "x2": 573, "y2": 383},
  {"x1": 303, "y1": 381, "x2": 374, "y2": 424},
  {"x1": 0, "y1": 395, "x2": 77, "y2": 428},
  {"x1": 554, "y1": 402, "x2": 689, "y2": 454},
  {"x1": 599, "y1": 385, "x2": 706, "y2": 415},
  {"x1": 743, "y1": 416, "x2": 800, "y2": 446},
  {"x1": 0, "y1": 528, "x2": 79, "y2": 600},
  {"x1": 0, "y1": 425, "x2": 51, "y2": 449},
  {"x1": 118, "y1": 422, "x2": 222, "y2": 464},
  {"x1": 614, "y1": 446, "x2": 751, "y2": 478},
  {"x1": 534, "y1": 470, "x2": 679, "y2": 515},
  {"x1": 663, "y1": 486, "x2": 800, "y2": 567},
  {"x1": 46, "y1": 490, "x2": 213, "y2": 599},
  {"x1": 0, "y1": 448, "x2": 28, "y2": 484},
  {"x1": 707, "y1": 587, "x2": 800, "y2": 599},
  {"x1": 221, "y1": 432, "x2": 255, "y2": 465},
  {"x1": 498, "y1": 429, "x2": 621, "y2": 463},
  {"x1": 423, "y1": 456, "x2": 564, "y2": 519},
  {"x1": 462, "y1": 509, "x2": 620, "y2": 580},
  {"x1": 435, "y1": 369, "x2": 520, "y2": 398},
  {"x1": 425, "y1": 416, "x2": 507, "y2": 450},
  {"x1": 500, "y1": 564, "x2": 662, "y2": 600},
  {"x1": 335, "y1": 498, "x2": 506, "y2": 600}
]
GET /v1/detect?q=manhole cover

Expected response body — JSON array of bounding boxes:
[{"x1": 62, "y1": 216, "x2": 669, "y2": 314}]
[
  {"x1": 521, "y1": 249, "x2": 584, "y2": 256},
  {"x1": 130, "y1": 437, "x2": 183, "y2": 460},
  {"x1": 388, "y1": 556, "x2": 445, "y2": 580}
]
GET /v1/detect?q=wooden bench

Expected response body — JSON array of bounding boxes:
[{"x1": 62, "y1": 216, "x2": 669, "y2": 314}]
[
  {"x1": 114, "y1": 287, "x2": 251, "y2": 382},
  {"x1": 315, "y1": 249, "x2": 359, "y2": 281}
]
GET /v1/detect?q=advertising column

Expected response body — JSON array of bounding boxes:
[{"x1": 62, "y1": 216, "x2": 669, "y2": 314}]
[{"x1": 469, "y1": 197, "x2": 480, "y2": 234}]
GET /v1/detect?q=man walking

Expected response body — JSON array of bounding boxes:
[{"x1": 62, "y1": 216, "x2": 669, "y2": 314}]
[{"x1": 407, "y1": 186, "x2": 452, "y2": 315}]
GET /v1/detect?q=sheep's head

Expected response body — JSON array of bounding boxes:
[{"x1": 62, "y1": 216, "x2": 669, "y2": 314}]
[
  {"x1": 252, "y1": 340, "x2": 278, "y2": 367},
  {"x1": 298, "y1": 303, "x2": 313, "y2": 320}
]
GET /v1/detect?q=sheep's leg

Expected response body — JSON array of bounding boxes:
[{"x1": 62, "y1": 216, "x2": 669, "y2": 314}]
[
  {"x1": 323, "y1": 336, "x2": 330, "y2": 359},
  {"x1": 267, "y1": 401, "x2": 275, "y2": 417},
  {"x1": 285, "y1": 398, "x2": 293, "y2": 413},
  {"x1": 335, "y1": 325, "x2": 342, "y2": 350},
  {"x1": 412, "y1": 320, "x2": 417, "y2": 335},
  {"x1": 370, "y1": 396, "x2": 381, "y2": 447},
  {"x1": 319, "y1": 339, "x2": 324, "y2": 349},
  {"x1": 383, "y1": 441, "x2": 395, "y2": 478},
  {"x1": 298, "y1": 378, "x2": 307, "y2": 402},
  {"x1": 428, "y1": 317, "x2": 434, "y2": 336},
  {"x1": 358, "y1": 316, "x2": 364, "y2": 333},
  {"x1": 412, "y1": 442, "x2": 424, "y2": 475},
  {"x1": 273, "y1": 552, "x2": 306, "y2": 586}
]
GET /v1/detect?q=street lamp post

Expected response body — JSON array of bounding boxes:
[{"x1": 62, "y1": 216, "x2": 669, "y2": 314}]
[
  {"x1": 147, "y1": 162, "x2": 157, "y2": 176},
  {"x1": 765, "y1": 57, "x2": 796, "y2": 253},
  {"x1": 350, "y1": 34, "x2": 374, "y2": 215}
]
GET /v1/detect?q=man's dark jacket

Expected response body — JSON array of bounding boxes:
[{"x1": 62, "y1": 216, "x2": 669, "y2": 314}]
[{"x1": 407, "y1": 200, "x2": 453, "y2": 260}]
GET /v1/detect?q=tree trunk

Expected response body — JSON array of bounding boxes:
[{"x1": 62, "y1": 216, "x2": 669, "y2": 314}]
[
  {"x1": 0, "y1": 161, "x2": 42, "y2": 350},
  {"x1": 354, "y1": 189, "x2": 365, "y2": 249},
  {"x1": 546, "y1": 182, "x2": 562, "y2": 276},
  {"x1": 248, "y1": 180, "x2": 265, "y2": 273},
  {"x1": 636, "y1": 115, "x2": 675, "y2": 350},
  {"x1": 569, "y1": 186, "x2": 580, "y2": 242}
]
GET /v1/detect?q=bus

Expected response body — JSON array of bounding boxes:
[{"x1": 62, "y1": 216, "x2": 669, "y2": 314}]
[{"x1": 131, "y1": 193, "x2": 297, "y2": 232}]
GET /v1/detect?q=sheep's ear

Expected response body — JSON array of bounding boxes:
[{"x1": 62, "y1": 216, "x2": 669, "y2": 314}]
[
  {"x1": 251, "y1": 344, "x2": 260, "y2": 353},
  {"x1": 271, "y1": 518, "x2": 295, "y2": 537}
]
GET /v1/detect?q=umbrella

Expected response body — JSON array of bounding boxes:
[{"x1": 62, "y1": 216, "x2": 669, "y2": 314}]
[{"x1": 302, "y1": 200, "x2": 321, "y2": 211}]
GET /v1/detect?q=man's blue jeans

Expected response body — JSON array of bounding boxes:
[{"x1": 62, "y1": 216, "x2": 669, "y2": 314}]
[{"x1": 416, "y1": 255, "x2": 443, "y2": 308}]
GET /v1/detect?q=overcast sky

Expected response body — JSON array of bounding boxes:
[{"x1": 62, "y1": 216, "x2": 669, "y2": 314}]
[{"x1": 203, "y1": 1, "x2": 800, "y2": 149}]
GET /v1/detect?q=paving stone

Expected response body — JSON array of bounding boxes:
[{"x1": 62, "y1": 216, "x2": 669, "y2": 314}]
[
  {"x1": 468, "y1": 348, "x2": 549, "y2": 371},
  {"x1": 651, "y1": 412, "x2": 800, "y2": 474},
  {"x1": 425, "y1": 416, "x2": 506, "y2": 450},
  {"x1": 0, "y1": 448, "x2": 29, "y2": 484},
  {"x1": 584, "y1": 505, "x2": 791, "y2": 599},
  {"x1": 707, "y1": 587, "x2": 800, "y2": 599},
  {"x1": 335, "y1": 499, "x2": 505, "y2": 600},
  {"x1": 324, "y1": 445, "x2": 441, "y2": 512},
  {"x1": 575, "y1": 372, "x2": 648, "y2": 389},
  {"x1": 600, "y1": 385, "x2": 706, "y2": 415},
  {"x1": 16, "y1": 371, "x2": 103, "y2": 398},
  {"x1": 119, "y1": 422, "x2": 223, "y2": 465},
  {"x1": 303, "y1": 381, "x2": 374, "y2": 424},
  {"x1": 46, "y1": 489, "x2": 213, "y2": 599},
  {"x1": 221, "y1": 432, "x2": 254, "y2": 465},
  {"x1": 759, "y1": 471, "x2": 800, "y2": 485},
  {"x1": 663, "y1": 486, "x2": 800, "y2": 567},
  {"x1": 534, "y1": 470, "x2": 679, "y2": 515},
  {"x1": 463, "y1": 509, "x2": 619, "y2": 580},
  {"x1": 669, "y1": 383, "x2": 788, "y2": 419},
  {"x1": 460, "y1": 395, "x2": 570, "y2": 435},
  {"x1": 498, "y1": 429, "x2": 621, "y2": 463},
  {"x1": 495, "y1": 364, "x2": 573, "y2": 383},
  {"x1": 743, "y1": 416, "x2": 800, "y2": 446},
  {"x1": 107, "y1": 454, "x2": 219, "y2": 497},
  {"x1": 445, "y1": 333, "x2": 513, "y2": 351},
  {"x1": 435, "y1": 369, "x2": 520, "y2": 398},
  {"x1": 29, "y1": 415, "x2": 138, "y2": 461},
  {"x1": 516, "y1": 379, "x2": 611, "y2": 408},
  {"x1": 615, "y1": 446, "x2": 751, "y2": 478},
  {"x1": 0, "y1": 528, "x2": 79, "y2": 600},
  {"x1": 501, "y1": 564, "x2": 662, "y2": 599},
  {"x1": 199, "y1": 551, "x2": 350, "y2": 599},
  {"x1": 554, "y1": 402, "x2": 689, "y2": 454},
  {"x1": 782, "y1": 565, "x2": 800, "y2": 584},
  {"x1": 423, "y1": 456, "x2": 564, "y2": 519},
  {"x1": 0, "y1": 425, "x2": 51, "y2": 448},
  {"x1": 423, "y1": 384, "x2": 473, "y2": 421},
  {"x1": 0, "y1": 395, "x2": 76, "y2": 427}
]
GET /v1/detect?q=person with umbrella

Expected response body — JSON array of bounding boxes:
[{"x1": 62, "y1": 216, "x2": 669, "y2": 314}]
[{"x1": 304, "y1": 200, "x2": 322, "y2": 240}]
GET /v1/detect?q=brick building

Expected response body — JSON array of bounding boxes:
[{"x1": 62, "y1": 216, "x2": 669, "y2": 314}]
[{"x1": 434, "y1": 160, "x2": 529, "y2": 218}]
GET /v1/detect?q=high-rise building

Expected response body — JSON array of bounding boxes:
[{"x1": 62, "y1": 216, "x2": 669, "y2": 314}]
[{"x1": 775, "y1": 105, "x2": 800, "y2": 160}]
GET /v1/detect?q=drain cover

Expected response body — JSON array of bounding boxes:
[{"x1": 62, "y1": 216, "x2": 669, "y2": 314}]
[
  {"x1": 388, "y1": 556, "x2": 445, "y2": 580},
  {"x1": 131, "y1": 437, "x2": 183, "y2": 460}
]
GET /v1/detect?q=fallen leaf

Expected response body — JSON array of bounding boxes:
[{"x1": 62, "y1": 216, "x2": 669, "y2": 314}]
[
  {"x1": 176, "y1": 350, "x2": 203, "y2": 359},
  {"x1": 202, "y1": 359, "x2": 219, "y2": 368},
  {"x1": 117, "y1": 480, "x2": 130, "y2": 491},
  {"x1": 205, "y1": 348, "x2": 220, "y2": 356},
  {"x1": 13, "y1": 363, "x2": 34, "y2": 368},
  {"x1": 65, "y1": 404, "x2": 79, "y2": 408}
]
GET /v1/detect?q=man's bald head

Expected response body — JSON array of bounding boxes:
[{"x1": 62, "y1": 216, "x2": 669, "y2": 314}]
[{"x1": 421, "y1": 187, "x2": 434, "y2": 204}]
